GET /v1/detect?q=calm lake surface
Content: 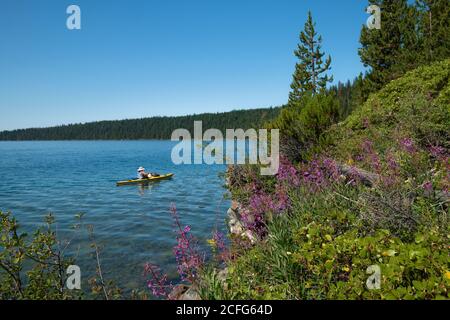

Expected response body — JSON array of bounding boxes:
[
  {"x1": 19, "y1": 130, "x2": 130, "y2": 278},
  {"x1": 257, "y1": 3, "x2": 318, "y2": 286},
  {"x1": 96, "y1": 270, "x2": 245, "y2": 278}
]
[{"x1": 0, "y1": 141, "x2": 230, "y2": 293}]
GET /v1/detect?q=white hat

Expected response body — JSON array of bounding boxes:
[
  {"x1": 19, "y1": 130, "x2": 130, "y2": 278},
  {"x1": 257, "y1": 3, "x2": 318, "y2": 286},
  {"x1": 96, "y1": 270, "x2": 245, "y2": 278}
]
[{"x1": 138, "y1": 167, "x2": 145, "y2": 172}]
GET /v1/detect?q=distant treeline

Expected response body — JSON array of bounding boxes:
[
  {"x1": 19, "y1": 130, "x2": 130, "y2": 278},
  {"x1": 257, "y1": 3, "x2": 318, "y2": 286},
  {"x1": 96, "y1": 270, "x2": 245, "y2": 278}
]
[{"x1": 0, "y1": 108, "x2": 281, "y2": 141}]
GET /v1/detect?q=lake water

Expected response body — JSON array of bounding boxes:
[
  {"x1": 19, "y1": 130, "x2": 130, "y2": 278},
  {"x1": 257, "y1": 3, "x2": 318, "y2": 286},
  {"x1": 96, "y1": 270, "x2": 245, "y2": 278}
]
[{"x1": 0, "y1": 141, "x2": 230, "y2": 294}]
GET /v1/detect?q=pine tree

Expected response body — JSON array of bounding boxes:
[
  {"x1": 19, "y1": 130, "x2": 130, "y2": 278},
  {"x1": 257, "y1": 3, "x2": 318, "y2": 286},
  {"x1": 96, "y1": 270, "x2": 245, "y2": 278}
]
[
  {"x1": 416, "y1": 0, "x2": 450, "y2": 63},
  {"x1": 359, "y1": 0, "x2": 417, "y2": 92},
  {"x1": 289, "y1": 11, "x2": 332, "y2": 105}
]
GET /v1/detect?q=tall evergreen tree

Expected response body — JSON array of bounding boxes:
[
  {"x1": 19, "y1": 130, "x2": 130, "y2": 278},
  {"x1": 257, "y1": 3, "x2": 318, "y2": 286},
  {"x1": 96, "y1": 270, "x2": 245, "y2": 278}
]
[
  {"x1": 416, "y1": 0, "x2": 450, "y2": 63},
  {"x1": 359, "y1": 0, "x2": 417, "y2": 92},
  {"x1": 289, "y1": 11, "x2": 332, "y2": 105}
]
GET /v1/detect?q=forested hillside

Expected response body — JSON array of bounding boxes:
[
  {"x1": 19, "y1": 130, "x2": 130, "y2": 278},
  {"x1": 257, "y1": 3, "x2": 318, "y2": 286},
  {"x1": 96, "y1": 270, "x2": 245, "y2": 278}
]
[{"x1": 0, "y1": 107, "x2": 281, "y2": 140}]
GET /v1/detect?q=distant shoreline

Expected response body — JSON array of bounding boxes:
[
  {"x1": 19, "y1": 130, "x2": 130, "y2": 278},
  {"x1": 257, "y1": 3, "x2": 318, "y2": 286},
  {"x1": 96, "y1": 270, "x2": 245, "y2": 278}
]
[{"x1": 0, "y1": 107, "x2": 281, "y2": 141}]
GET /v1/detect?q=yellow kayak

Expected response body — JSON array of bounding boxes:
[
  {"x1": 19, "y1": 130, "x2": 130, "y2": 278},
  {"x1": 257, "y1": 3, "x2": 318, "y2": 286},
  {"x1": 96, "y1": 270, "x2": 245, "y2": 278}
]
[{"x1": 116, "y1": 173, "x2": 174, "y2": 186}]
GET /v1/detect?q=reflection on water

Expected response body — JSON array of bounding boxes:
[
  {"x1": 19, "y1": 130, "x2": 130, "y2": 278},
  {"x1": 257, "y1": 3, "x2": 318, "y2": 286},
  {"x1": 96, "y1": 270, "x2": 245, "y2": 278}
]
[
  {"x1": 137, "y1": 181, "x2": 158, "y2": 196},
  {"x1": 0, "y1": 141, "x2": 230, "y2": 293}
]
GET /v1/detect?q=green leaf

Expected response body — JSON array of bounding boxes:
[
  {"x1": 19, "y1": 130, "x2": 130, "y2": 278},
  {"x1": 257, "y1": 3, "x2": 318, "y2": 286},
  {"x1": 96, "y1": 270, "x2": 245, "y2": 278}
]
[{"x1": 382, "y1": 249, "x2": 397, "y2": 257}]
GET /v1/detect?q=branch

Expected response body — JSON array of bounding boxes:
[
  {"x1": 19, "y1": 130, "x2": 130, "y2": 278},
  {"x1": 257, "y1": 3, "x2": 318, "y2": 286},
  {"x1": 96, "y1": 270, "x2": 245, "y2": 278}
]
[{"x1": 0, "y1": 260, "x2": 23, "y2": 298}]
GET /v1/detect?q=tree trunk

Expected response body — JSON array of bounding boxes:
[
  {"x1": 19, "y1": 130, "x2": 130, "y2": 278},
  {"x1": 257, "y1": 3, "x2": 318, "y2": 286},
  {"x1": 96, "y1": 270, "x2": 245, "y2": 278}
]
[{"x1": 429, "y1": 10, "x2": 433, "y2": 60}]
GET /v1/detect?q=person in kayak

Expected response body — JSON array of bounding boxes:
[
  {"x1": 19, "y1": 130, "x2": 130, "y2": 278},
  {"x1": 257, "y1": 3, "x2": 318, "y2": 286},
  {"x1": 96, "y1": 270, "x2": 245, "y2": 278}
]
[
  {"x1": 137, "y1": 167, "x2": 161, "y2": 179},
  {"x1": 137, "y1": 167, "x2": 152, "y2": 179}
]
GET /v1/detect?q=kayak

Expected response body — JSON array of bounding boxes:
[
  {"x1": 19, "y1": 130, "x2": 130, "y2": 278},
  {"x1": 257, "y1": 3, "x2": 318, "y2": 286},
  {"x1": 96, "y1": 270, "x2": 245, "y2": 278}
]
[{"x1": 116, "y1": 173, "x2": 174, "y2": 186}]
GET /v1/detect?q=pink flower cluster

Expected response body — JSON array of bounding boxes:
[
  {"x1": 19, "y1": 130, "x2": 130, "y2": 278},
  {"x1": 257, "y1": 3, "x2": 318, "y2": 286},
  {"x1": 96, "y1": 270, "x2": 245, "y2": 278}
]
[
  {"x1": 238, "y1": 159, "x2": 298, "y2": 237},
  {"x1": 277, "y1": 157, "x2": 300, "y2": 187},
  {"x1": 297, "y1": 157, "x2": 342, "y2": 190},
  {"x1": 400, "y1": 138, "x2": 417, "y2": 154},
  {"x1": 144, "y1": 263, "x2": 171, "y2": 298},
  {"x1": 212, "y1": 230, "x2": 229, "y2": 262},
  {"x1": 170, "y1": 205, "x2": 204, "y2": 282},
  {"x1": 361, "y1": 139, "x2": 382, "y2": 173},
  {"x1": 144, "y1": 205, "x2": 204, "y2": 298}
]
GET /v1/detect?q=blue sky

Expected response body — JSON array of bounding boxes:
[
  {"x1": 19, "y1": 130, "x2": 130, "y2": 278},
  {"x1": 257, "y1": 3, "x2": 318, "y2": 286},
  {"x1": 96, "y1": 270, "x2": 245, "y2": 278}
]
[{"x1": 0, "y1": 0, "x2": 369, "y2": 131}]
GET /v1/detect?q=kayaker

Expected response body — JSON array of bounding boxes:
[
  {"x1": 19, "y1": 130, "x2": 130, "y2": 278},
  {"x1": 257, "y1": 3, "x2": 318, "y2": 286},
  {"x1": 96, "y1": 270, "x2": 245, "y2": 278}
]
[{"x1": 137, "y1": 167, "x2": 152, "y2": 179}]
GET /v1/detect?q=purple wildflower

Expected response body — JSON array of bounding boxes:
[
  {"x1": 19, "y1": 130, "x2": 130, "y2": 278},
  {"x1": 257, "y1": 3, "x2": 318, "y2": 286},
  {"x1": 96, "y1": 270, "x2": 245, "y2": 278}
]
[
  {"x1": 429, "y1": 145, "x2": 446, "y2": 160},
  {"x1": 322, "y1": 158, "x2": 340, "y2": 181},
  {"x1": 299, "y1": 158, "x2": 329, "y2": 191},
  {"x1": 400, "y1": 138, "x2": 416, "y2": 154},
  {"x1": 277, "y1": 157, "x2": 300, "y2": 186},
  {"x1": 360, "y1": 140, "x2": 382, "y2": 173},
  {"x1": 387, "y1": 153, "x2": 399, "y2": 172},
  {"x1": 275, "y1": 187, "x2": 290, "y2": 212},
  {"x1": 144, "y1": 263, "x2": 171, "y2": 298},
  {"x1": 170, "y1": 205, "x2": 203, "y2": 282},
  {"x1": 423, "y1": 181, "x2": 433, "y2": 194},
  {"x1": 362, "y1": 140, "x2": 374, "y2": 154},
  {"x1": 212, "y1": 230, "x2": 229, "y2": 262}
]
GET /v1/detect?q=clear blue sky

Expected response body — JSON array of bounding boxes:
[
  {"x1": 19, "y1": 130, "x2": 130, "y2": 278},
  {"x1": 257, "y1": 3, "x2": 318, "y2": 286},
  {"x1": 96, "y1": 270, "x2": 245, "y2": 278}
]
[{"x1": 0, "y1": 0, "x2": 369, "y2": 131}]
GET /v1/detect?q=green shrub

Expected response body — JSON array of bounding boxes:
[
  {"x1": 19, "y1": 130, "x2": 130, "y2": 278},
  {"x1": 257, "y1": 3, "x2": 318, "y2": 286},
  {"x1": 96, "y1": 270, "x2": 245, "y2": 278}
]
[
  {"x1": 327, "y1": 59, "x2": 450, "y2": 161},
  {"x1": 268, "y1": 93, "x2": 340, "y2": 161},
  {"x1": 292, "y1": 224, "x2": 449, "y2": 300},
  {"x1": 0, "y1": 212, "x2": 128, "y2": 300},
  {"x1": 0, "y1": 211, "x2": 79, "y2": 300}
]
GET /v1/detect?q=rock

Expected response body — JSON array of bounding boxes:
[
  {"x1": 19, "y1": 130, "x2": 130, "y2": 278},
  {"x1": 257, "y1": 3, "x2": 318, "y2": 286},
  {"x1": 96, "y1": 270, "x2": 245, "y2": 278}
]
[
  {"x1": 217, "y1": 268, "x2": 229, "y2": 290},
  {"x1": 168, "y1": 284, "x2": 189, "y2": 300},
  {"x1": 180, "y1": 286, "x2": 201, "y2": 300},
  {"x1": 168, "y1": 284, "x2": 201, "y2": 300},
  {"x1": 231, "y1": 200, "x2": 240, "y2": 211},
  {"x1": 217, "y1": 268, "x2": 228, "y2": 282},
  {"x1": 241, "y1": 230, "x2": 257, "y2": 244},
  {"x1": 337, "y1": 164, "x2": 380, "y2": 187},
  {"x1": 227, "y1": 207, "x2": 245, "y2": 235},
  {"x1": 227, "y1": 202, "x2": 258, "y2": 244}
]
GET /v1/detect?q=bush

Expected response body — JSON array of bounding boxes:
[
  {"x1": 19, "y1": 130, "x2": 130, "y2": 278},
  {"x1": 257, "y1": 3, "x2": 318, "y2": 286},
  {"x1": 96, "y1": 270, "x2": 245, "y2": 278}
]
[
  {"x1": 268, "y1": 93, "x2": 340, "y2": 162},
  {"x1": 327, "y1": 59, "x2": 450, "y2": 162},
  {"x1": 0, "y1": 211, "x2": 79, "y2": 300},
  {"x1": 291, "y1": 224, "x2": 449, "y2": 300},
  {"x1": 0, "y1": 212, "x2": 129, "y2": 300}
]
